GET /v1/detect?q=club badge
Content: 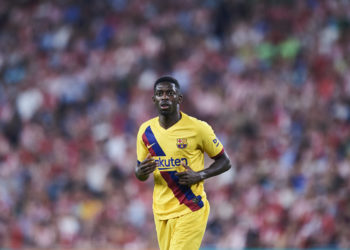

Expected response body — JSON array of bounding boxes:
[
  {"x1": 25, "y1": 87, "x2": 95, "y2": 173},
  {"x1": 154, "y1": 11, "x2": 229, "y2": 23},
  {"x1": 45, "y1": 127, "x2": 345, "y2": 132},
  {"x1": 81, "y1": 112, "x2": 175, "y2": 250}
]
[{"x1": 176, "y1": 138, "x2": 187, "y2": 149}]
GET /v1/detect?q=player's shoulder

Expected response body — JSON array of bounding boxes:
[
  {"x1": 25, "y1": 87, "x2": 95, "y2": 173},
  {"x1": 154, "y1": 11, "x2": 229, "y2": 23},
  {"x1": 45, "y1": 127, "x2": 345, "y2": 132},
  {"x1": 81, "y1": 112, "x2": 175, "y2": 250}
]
[
  {"x1": 182, "y1": 112, "x2": 211, "y2": 130},
  {"x1": 139, "y1": 116, "x2": 158, "y2": 129},
  {"x1": 137, "y1": 116, "x2": 158, "y2": 132}
]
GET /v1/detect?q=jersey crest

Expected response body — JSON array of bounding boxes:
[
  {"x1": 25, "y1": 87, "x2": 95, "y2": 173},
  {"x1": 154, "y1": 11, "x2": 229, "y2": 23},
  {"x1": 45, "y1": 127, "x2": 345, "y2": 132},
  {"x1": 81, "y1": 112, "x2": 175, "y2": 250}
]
[{"x1": 176, "y1": 138, "x2": 187, "y2": 149}]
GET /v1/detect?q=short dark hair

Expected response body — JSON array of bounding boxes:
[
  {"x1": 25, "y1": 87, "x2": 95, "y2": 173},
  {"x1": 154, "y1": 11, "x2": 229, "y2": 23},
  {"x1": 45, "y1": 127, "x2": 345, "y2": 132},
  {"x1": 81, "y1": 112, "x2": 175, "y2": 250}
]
[{"x1": 154, "y1": 76, "x2": 180, "y2": 92}]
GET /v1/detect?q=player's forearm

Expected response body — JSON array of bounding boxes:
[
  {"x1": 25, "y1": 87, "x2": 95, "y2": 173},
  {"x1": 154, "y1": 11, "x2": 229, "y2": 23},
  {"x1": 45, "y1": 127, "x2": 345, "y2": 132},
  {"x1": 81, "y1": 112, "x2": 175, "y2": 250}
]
[{"x1": 198, "y1": 152, "x2": 231, "y2": 181}]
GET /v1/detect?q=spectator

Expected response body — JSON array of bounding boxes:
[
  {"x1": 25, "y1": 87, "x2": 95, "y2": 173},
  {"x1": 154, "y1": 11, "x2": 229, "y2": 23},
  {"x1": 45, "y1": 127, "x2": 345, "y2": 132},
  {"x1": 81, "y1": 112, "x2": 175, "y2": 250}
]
[{"x1": 0, "y1": 0, "x2": 349, "y2": 248}]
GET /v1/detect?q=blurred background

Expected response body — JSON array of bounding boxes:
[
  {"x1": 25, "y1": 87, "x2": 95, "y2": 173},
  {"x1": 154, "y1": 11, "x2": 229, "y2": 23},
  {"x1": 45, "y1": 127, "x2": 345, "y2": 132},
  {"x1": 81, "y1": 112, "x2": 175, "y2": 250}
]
[{"x1": 1, "y1": 0, "x2": 350, "y2": 249}]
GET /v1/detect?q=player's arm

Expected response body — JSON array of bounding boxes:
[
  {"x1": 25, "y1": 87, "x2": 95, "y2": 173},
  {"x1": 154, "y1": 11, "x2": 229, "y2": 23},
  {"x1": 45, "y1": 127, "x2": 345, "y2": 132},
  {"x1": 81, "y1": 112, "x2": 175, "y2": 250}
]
[
  {"x1": 175, "y1": 152, "x2": 231, "y2": 185},
  {"x1": 135, "y1": 153, "x2": 157, "y2": 181},
  {"x1": 198, "y1": 151, "x2": 231, "y2": 180},
  {"x1": 135, "y1": 126, "x2": 157, "y2": 181}
]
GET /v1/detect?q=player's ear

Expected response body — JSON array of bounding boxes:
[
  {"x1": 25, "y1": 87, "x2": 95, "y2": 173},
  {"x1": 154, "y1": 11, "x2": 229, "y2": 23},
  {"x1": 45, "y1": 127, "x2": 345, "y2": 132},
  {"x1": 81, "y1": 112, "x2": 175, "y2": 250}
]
[
  {"x1": 152, "y1": 95, "x2": 156, "y2": 103},
  {"x1": 178, "y1": 93, "x2": 183, "y2": 103}
]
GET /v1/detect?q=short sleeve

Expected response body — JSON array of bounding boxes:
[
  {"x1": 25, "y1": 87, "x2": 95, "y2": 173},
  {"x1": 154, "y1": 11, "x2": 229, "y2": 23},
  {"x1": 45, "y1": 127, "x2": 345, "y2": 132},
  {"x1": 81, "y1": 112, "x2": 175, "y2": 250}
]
[
  {"x1": 199, "y1": 121, "x2": 224, "y2": 159},
  {"x1": 136, "y1": 125, "x2": 148, "y2": 165}
]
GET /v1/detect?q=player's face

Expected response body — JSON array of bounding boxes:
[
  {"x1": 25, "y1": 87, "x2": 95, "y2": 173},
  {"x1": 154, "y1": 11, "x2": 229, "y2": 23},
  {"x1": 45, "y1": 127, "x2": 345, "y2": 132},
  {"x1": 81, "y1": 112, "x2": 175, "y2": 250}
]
[{"x1": 152, "y1": 82, "x2": 182, "y2": 116}]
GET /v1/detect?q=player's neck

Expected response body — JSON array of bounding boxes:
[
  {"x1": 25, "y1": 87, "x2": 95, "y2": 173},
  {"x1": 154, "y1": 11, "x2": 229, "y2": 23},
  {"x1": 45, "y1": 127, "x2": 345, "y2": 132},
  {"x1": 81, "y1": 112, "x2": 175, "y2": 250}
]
[{"x1": 159, "y1": 112, "x2": 181, "y2": 129}]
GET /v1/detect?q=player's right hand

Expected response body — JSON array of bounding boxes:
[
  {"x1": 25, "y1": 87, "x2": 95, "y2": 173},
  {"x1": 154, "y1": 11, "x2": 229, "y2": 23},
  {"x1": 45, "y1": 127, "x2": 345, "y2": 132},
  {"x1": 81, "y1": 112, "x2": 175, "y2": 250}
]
[{"x1": 135, "y1": 153, "x2": 157, "y2": 180}]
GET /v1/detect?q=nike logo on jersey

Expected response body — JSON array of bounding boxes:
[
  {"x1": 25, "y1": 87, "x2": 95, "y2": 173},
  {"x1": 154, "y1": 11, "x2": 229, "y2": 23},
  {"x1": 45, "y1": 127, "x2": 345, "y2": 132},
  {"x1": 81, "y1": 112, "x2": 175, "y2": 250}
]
[{"x1": 147, "y1": 143, "x2": 155, "y2": 149}]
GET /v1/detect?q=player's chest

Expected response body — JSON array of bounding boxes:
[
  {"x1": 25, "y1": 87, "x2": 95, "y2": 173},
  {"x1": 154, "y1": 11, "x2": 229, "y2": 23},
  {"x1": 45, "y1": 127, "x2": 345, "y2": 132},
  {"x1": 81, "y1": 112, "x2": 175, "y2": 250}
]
[{"x1": 155, "y1": 130, "x2": 199, "y2": 155}]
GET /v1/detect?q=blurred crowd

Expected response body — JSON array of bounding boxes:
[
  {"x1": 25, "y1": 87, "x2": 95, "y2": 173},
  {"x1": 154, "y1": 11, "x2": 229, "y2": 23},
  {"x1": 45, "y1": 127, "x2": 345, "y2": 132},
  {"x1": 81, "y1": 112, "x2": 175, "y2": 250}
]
[{"x1": 1, "y1": 0, "x2": 350, "y2": 249}]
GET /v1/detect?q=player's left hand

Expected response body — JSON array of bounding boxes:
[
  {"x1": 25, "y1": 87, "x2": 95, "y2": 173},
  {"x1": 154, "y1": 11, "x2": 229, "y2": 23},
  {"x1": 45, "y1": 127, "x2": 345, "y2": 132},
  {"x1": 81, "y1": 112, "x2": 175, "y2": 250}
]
[{"x1": 175, "y1": 161, "x2": 202, "y2": 186}]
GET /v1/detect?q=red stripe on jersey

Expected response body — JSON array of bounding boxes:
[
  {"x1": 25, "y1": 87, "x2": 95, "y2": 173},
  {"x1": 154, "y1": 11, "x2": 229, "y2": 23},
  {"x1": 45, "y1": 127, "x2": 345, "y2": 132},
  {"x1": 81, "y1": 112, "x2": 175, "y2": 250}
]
[
  {"x1": 211, "y1": 148, "x2": 225, "y2": 160},
  {"x1": 160, "y1": 171, "x2": 203, "y2": 212},
  {"x1": 142, "y1": 132, "x2": 156, "y2": 156}
]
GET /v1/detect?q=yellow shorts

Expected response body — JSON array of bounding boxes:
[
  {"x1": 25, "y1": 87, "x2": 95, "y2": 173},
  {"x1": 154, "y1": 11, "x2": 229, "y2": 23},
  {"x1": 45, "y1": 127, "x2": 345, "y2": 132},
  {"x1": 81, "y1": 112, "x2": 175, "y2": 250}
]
[{"x1": 154, "y1": 202, "x2": 210, "y2": 250}]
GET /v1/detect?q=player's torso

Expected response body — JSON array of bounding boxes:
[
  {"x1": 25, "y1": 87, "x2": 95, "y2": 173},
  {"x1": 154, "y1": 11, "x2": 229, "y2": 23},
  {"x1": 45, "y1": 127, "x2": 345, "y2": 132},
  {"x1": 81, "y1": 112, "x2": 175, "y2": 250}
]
[
  {"x1": 145, "y1": 119, "x2": 204, "y2": 173},
  {"x1": 140, "y1": 114, "x2": 208, "y2": 219}
]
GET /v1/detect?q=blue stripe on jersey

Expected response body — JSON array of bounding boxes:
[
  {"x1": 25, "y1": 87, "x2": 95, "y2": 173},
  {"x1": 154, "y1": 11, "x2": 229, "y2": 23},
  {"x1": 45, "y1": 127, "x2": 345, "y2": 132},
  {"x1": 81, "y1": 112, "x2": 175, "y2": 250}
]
[
  {"x1": 160, "y1": 171, "x2": 203, "y2": 211},
  {"x1": 167, "y1": 171, "x2": 204, "y2": 209},
  {"x1": 144, "y1": 126, "x2": 166, "y2": 156}
]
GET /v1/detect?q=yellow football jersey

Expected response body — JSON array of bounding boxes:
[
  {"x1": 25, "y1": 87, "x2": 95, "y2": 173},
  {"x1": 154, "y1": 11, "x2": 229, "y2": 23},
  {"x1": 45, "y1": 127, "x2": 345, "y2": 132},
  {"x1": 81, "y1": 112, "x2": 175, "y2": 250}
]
[{"x1": 136, "y1": 112, "x2": 224, "y2": 220}]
